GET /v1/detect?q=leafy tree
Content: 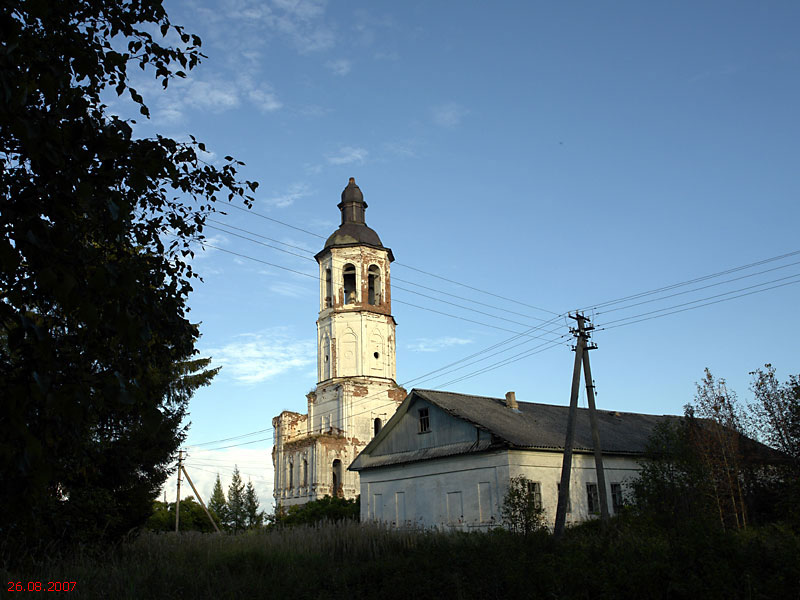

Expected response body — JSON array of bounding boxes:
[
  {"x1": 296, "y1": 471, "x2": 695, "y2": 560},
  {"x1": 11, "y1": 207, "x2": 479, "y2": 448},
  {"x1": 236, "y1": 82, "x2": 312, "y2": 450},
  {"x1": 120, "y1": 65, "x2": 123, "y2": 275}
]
[
  {"x1": 500, "y1": 475, "x2": 546, "y2": 535},
  {"x1": 208, "y1": 474, "x2": 228, "y2": 530},
  {"x1": 748, "y1": 365, "x2": 800, "y2": 526},
  {"x1": 0, "y1": 0, "x2": 256, "y2": 550},
  {"x1": 244, "y1": 480, "x2": 264, "y2": 530},
  {"x1": 749, "y1": 365, "x2": 800, "y2": 466},
  {"x1": 631, "y1": 419, "x2": 717, "y2": 529},
  {"x1": 226, "y1": 466, "x2": 247, "y2": 533},
  {"x1": 688, "y1": 369, "x2": 748, "y2": 529},
  {"x1": 146, "y1": 497, "x2": 218, "y2": 533},
  {"x1": 271, "y1": 495, "x2": 360, "y2": 527}
]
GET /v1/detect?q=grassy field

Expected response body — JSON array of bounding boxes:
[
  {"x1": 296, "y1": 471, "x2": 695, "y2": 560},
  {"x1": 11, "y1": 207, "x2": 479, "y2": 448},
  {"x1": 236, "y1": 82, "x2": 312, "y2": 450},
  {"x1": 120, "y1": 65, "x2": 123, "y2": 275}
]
[{"x1": 3, "y1": 518, "x2": 798, "y2": 599}]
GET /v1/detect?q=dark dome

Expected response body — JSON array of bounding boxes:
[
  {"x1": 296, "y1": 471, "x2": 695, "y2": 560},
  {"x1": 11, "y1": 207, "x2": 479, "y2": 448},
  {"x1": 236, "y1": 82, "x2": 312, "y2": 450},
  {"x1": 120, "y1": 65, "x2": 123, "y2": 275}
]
[
  {"x1": 321, "y1": 178, "x2": 387, "y2": 252},
  {"x1": 324, "y1": 222, "x2": 384, "y2": 249}
]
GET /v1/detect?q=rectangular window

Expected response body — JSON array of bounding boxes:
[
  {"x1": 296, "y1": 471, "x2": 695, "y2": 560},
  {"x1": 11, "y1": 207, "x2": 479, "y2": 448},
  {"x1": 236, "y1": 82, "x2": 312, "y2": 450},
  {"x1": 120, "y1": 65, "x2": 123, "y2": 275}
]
[
  {"x1": 418, "y1": 407, "x2": 430, "y2": 433},
  {"x1": 611, "y1": 483, "x2": 624, "y2": 514},
  {"x1": 557, "y1": 483, "x2": 571, "y2": 513},
  {"x1": 372, "y1": 493, "x2": 383, "y2": 521},
  {"x1": 586, "y1": 483, "x2": 600, "y2": 515},
  {"x1": 446, "y1": 491, "x2": 463, "y2": 524},
  {"x1": 478, "y1": 482, "x2": 493, "y2": 522},
  {"x1": 527, "y1": 481, "x2": 543, "y2": 510},
  {"x1": 395, "y1": 492, "x2": 406, "y2": 525}
]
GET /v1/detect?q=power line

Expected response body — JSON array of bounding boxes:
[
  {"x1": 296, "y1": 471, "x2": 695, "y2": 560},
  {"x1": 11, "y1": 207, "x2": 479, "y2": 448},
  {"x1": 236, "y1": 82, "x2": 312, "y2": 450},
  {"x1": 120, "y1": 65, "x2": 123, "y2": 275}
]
[
  {"x1": 222, "y1": 203, "x2": 326, "y2": 239},
  {"x1": 596, "y1": 276, "x2": 800, "y2": 332},
  {"x1": 191, "y1": 266, "x2": 799, "y2": 452},
  {"x1": 206, "y1": 217, "x2": 553, "y2": 322},
  {"x1": 217, "y1": 203, "x2": 558, "y2": 315},
  {"x1": 597, "y1": 272, "x2": 800, "y2": 328},
  {"x1": 394, "y1": 261, "x2": 560, "y2": 316},
  {"x1": 196, "y1": 239, "x2": 561, "y2": 337},
  {"x1": 597, "y1": 259, "x2": 800, "y2": 316},
  {"x1": 581, "y1": 248, "x2": 800, "y2": 312},
  {"x1": 190, "y1": 317, "x2": 566, "y2": 449}
]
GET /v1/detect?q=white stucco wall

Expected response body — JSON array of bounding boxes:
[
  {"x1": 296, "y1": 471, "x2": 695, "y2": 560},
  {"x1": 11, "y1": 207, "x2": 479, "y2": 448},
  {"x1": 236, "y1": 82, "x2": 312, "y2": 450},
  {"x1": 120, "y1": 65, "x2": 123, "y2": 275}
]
[{"x1": 358, "y1": 449, "x2": 642, "y2": 530}]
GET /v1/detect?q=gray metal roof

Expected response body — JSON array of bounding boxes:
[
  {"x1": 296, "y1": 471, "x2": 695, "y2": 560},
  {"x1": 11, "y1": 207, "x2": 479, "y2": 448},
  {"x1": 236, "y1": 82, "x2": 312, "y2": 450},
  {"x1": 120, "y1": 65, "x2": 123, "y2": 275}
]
[{"x1": 412, "y1": 389, "x2": 679, "y2": 454}]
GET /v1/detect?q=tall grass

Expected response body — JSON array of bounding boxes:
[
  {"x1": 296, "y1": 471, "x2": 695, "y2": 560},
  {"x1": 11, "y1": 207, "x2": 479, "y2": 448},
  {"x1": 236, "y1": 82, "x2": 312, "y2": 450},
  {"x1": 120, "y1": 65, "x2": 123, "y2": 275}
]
[{"x1": 3, "y1": 518, "x2": 798, "y2": 599}]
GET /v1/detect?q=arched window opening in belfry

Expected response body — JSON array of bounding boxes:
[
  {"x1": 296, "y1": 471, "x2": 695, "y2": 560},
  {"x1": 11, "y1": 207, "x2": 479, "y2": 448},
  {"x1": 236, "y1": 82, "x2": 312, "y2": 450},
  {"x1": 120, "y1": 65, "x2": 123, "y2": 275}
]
[
  {"x1": 332, "y1": 459, "x2": 343, "y2": 497},
  {"x1": 368, "y1": 265, "x2": 381, "y2": 305},
  {"x1": 343, "y1": 264, "x2": 356, "y2": 304},
  {"x1": 303, "y1": 459, "x2": 308, "y2": 486},
  {"x1": 374, "y1": 417, "x2": 382, "y2": 437},
  {"x1": 324, "y1": 267, "x2": 332, "y2": 308},
  {"x1": 288, "y1": 460, "x2": 294, "y2": 489}
]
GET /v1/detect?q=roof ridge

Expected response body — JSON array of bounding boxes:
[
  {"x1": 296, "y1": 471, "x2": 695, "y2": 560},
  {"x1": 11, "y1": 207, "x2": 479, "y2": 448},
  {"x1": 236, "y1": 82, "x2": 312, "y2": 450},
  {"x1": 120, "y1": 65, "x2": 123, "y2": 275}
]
[
  {"x1": 412, "y1": 388, "x2": 505, "y2": 402},
  {"x1": 413, "y1": 388, "x2": 676, "y2": 418}
]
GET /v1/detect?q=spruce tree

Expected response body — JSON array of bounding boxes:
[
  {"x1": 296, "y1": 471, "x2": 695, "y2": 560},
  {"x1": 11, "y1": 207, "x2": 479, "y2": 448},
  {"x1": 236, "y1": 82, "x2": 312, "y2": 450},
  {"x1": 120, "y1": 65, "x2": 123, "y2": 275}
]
[
  {"x1": 208, "y1": 474, "x2": 228, "y2": 530},
  {"x1": 244, "y1": 480, "x2": 264, "y2": 529},
  {"x1": 226, "y1": 466, "x2": 247, "y2": 533}
]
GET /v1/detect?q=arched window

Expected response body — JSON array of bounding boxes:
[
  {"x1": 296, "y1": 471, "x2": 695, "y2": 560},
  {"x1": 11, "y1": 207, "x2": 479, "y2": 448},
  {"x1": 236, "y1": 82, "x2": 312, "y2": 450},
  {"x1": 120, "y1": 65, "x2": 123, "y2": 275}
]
[
  {"x1": 332, "y1": 459, "x2": 343, "y2": 497},
  {"x1": 343, "y1": 264, "x2": 356, "y2": 304},
  {"x1": 324, "y1": 267, "x2": 332, "y2": 308},
  {"x1": 288, "y1": 460, "x2": 294, "y2": 490},
  {"x1": 368, "y1": 265, "x2": 381, "y2": 305},
  {"x1": 373, "y1": 417, "x2": 382, "y2": 437},
  {"x1": 303, "y1": 459, "x2": 308, "y2": 486}
]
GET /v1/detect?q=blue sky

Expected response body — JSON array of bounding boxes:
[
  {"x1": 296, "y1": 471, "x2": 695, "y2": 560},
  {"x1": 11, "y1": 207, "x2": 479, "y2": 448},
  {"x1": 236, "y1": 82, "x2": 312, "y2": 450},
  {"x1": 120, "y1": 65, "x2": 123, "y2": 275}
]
[{"x1": 123, "y1": 0, "x2": 800, "y2": 510}]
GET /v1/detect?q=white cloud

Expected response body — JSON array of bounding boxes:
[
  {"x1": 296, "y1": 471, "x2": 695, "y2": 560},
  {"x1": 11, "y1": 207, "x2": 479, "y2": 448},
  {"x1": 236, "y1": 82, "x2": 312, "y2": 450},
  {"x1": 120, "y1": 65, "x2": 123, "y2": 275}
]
[
  {"x1": 265, "y1": 182, "x2": 312, "y2": 208},
  {"x1": 407, "y1": 337, "x2": 473, "y2": 353},
  {"x1": 384, "y1": 140, "x2": 418, "y2": 159},
  {"x1": 247, "y1": 87, "x2": 283, "y2": 112},
  {"x1": 269, "y1": 281, "x2": 314, "y2": 298},
  {"x1": 326, "y1": 58, "x2": 352, "y2": 76},
  {"x1": 326, "y1": 146, "x2": 368, "y2": 165},
  {"x1": 163, "y1": 447, "x2": 275, "y2": 514},
  {"x1": 193, "y1": 234, "x2": 229, "y2": 259},
  {"x1": 208, "y1": 329, "x2": 315, "y2": 384},
  {"x1": 184, "y1": 80, "x2": 241, "y2": 112},
  {"x1": 432, "y1": 102, "x2": 470, "y2": 128}
]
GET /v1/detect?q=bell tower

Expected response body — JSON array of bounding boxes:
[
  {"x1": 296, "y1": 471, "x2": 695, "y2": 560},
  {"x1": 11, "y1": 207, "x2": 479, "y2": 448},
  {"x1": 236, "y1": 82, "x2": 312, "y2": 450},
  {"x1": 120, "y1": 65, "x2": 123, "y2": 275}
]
[
  {"x1": 272, "y1": 178, "x2": 405, "y2": 506},
  {"x1": 315, "y1": 177, "x2": 397, "y2": 385}
]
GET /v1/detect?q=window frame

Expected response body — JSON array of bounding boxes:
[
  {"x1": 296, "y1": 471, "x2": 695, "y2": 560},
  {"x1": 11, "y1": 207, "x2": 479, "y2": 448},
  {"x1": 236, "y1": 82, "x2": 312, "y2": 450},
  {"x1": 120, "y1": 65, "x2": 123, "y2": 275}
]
[
  {"x1": 611, "y1": 482, "x2": 624, "y2": 514},
  {"x1": 418, "y1": 407, "x2": 431, "y2": 434},
  {"x1": 586, "y1": 482, "x2": 600, "y2": 515},
  {"x1": 527, "y1": 481, "x2": 543, "y2": 510}
]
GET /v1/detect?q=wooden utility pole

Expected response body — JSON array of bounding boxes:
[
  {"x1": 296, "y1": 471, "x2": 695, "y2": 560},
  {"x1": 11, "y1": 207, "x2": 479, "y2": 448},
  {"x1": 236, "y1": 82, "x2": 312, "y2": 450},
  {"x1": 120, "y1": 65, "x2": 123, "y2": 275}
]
[
  {"x1": 175, "y1": 449, "x2": 183, "y2": 533},
  {"x1": 181, "y1": 465, "x2": 222, "y2": 533},
  {"x1": 583, "y1": 338, "x2": 610, "y2": 522},
  {"x1": 553, "y1": 313, "x2": 609, "y2": 538},
  {"x1": 553, "y1": 318, "x2": 585, "y2": 538}
]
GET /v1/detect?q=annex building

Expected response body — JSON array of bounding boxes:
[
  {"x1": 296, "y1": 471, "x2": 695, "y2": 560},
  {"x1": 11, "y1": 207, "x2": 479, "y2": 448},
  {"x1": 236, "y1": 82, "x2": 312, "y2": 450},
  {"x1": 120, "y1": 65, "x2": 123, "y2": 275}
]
[{"x1": 350, "y1": 389, "x2": 675, "y2": 529}]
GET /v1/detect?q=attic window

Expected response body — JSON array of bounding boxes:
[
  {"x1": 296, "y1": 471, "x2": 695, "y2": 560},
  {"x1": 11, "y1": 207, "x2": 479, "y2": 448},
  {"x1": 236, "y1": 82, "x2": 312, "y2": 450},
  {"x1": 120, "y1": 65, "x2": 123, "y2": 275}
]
[{"x1": 418, "y1": 408, "x2": 430, "y2": 434}]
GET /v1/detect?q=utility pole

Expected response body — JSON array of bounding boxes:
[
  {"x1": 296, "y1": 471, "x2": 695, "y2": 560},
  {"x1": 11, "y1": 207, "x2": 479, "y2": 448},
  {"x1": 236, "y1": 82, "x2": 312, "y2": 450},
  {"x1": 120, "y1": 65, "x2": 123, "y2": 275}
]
[
  {"x1": 175, "y1": 449, "x2": 183, "y2": 534},
  {"x1": 181, "y1": 464, "x2": 222, "y2": 533},
  {"x1": 553, "y1": 313, "x2": 609, "y2": 538},
  {"x1": 583, "y1": 335, "x2": 610, "y2": 523}
]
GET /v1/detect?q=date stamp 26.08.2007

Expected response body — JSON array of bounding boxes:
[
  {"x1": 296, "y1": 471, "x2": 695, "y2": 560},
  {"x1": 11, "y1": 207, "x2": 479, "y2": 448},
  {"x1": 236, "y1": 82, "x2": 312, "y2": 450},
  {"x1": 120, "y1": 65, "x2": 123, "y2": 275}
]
[{"x1": 8, "y1": 581, "x2": 77, "y2": 592}]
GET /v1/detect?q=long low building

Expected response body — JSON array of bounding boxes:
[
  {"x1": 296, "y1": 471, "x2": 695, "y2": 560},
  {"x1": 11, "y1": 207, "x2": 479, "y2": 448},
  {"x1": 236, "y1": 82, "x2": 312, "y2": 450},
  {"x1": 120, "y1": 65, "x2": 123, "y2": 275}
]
[{"x1": 349, "y1": 388, "x2": 679, "y2": 529}]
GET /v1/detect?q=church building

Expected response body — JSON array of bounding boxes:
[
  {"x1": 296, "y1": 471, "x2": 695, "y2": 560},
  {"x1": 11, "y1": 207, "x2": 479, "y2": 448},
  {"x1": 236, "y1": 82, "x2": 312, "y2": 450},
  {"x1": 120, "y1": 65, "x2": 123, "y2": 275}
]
[{"x1": 272, "y1": 179, "x2": 406, "y2": 508}]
